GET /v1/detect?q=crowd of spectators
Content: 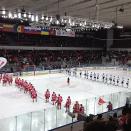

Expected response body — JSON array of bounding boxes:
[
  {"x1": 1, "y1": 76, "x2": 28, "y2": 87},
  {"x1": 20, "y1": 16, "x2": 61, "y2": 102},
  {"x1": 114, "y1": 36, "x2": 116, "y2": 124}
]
[
  {"x1": 108, "y1": 51, "x2": 131, "y2": 65},
  {"x1": 0, "y1": 31, "x2": 106, "y2": 47},
  {"x1": 83, "y1": 106, "x2": 131, "y2": 131},
  {"x1": 1, "y1": 49, "x2": 131, "y2": 73},
  {"x1": 0, "y1": 49, "x2": 103, "y2": 72},
  {"x1": 1, "y1": 49, "x2": 131, "y2": 72}
]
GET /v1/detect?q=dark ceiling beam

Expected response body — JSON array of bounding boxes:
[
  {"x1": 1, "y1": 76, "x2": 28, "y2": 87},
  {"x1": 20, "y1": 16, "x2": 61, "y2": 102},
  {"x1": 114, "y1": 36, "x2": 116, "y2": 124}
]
[
  {"x1": 67, "y1": 0, "x2": 131, "y2": 14},
  {"x1": 46, "y1": 0, "x2": 119, "y2": 15},
  {"x1": 70, "y1": 3, "x2": 131, "y2": 18}
]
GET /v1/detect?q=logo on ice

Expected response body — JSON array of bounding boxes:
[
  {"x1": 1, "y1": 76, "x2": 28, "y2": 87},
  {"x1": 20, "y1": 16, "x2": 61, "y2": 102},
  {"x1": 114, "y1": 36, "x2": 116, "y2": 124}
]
[{"x1": 0, "y1": 57, "x2": 7, "y2": 69}]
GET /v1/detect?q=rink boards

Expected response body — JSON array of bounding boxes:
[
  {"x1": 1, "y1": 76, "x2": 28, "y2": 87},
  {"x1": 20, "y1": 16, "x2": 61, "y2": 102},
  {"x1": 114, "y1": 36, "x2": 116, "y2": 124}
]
[{"x1": 21, "y1": 66, "x2": 129, "y2": 76}]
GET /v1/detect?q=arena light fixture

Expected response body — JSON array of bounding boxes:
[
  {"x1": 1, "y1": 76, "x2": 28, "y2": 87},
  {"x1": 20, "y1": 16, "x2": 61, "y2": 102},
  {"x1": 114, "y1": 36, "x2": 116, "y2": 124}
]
[
  {"x1": 23, "y1": 13, "x2": 26, "y2": 17},
  {"x1": 117, "y1": 25, "x2": 123, "y2": 29},
  {"x1": 56, "y1": 20, "x2": 59, "y2": 25},
  {"x1": 0, "y1": 7, "x2": 115, "y2": 31},
  {"x1": 28, "y1": 13, "x2": 32, "y2": 18},
  {"x1": 60, "y1": 18, "x2": 62, "y2": 22},
  {"x1": 50, "y1": 16, "x2": 53, "y2": 22},
  {"x1": 18, "y1": 12, "x2": 21, "y2": 18},
  {"x1": 41, "y1": 15, "x2": 44, "y2": 20},
  {"x1": 14, "y1": 13, "x2": 17, "y2": 18},
  {"x1": 2, "y1": 10, "x2": 6, "y2": 15},
  {"x1": 35, "y1": 15, "x2": 39, "y2": 22},
  {"x1": 8, "y1": 12, "x2": 13, "y2": 18},
  {"x1": 31, "y1": 15, "x2": 35, "y2": 21},
  {"x1": 45, "y1": 16, "x2": 48, "y2": 21}
]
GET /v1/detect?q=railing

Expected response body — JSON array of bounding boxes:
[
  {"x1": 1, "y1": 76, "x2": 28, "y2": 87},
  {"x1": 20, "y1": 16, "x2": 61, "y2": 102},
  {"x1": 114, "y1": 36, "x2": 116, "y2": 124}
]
[
  {"x1": 49, "y1": 107, "x2": 125, "y2": 131},
  {"x1": 0, "y1": 45, "x2": 103, "y2": 50},
  {"x1": 0, "y1": 91, "x2": 130, "y2": 131}
]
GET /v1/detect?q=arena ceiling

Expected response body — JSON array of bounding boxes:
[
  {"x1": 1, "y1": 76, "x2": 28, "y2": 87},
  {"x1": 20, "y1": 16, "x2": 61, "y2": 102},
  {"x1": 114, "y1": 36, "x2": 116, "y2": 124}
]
[{"x1": 0, "y1": 0, "x2": 131, "y2": 27}]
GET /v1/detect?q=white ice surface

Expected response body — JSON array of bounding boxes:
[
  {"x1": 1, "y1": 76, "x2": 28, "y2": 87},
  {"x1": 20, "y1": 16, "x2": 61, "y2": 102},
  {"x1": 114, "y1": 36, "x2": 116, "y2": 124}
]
[
  {"x1": 0, "y1": 85, "x2": 53, "y2": 120},
  {"x1": 0, "y1": 69, "x2": 131, "y2": 131},
  {"x1": 24, "y1": 73, "x2": 131, "y2": 102},
  {"x1": 0, "y1": 70, "x2": 131, "y2": 119}
]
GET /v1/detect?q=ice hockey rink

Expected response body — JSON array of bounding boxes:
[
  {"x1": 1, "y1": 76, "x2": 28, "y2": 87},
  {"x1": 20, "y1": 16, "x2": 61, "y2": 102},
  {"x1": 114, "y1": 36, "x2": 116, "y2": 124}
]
[{"x1": 0, "y1": 67, "x2": 131, "y2": 131}]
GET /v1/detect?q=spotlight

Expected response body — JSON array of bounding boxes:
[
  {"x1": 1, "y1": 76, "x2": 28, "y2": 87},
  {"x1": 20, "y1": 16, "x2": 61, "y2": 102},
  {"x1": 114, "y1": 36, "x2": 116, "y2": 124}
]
[
  {"x1": 18, "y1": 12, "x2": 21, "y2": 18},
  {"x1": 66, "y1": 28, "x2": 71, "y2": 32},
  {"x1": 28, "y1": 13, "x2": 32, "y2": 18},
  {"x1": 41, "y1": 15, "x2": 44, "y2": 20},
  {"x1": 8, "y1": 12, "x2": 12, "y2": 18},
  {"x1": 2, "y1": 10, "x2": 6, "y2": 15},
  {"x1": 71, "y1": 21, "x2": 75, "y2": 26},
  {"x1": 61, "y1": 18, "x2": 64, "y2": 22},
  {"x1": 35, "y1": 15, "x2": 39, "y2": 22},
  {"x1": 31, "y1": 15, "x2": 35, "y2": 21},
  {"x1": 84, "y1": 21, "x2": 86, "y2": 26},
  {"x1": 68, "y1": 18, "x2": 71, "y2": 24},
  {"x1": 23, "y1": 13, "x2": 26, "y2": 17},
  {"x1": 14, "y1": 13, "x2": 17, "y2": 18},
  {"x1": 56, "y1": 20, "x2": 59, "y2": 25},
  {"x1": 46, "y1": 16, "x2": 48, "y2": 21},
  {"x1": 50, "y1": 17, "x2": 53, "y2": 22},
  {"x1": 80, "y1": 23, "x2": 82, "y2": 26},
  {"x1": 117, "y1": 25, "x2": 123, "y2": 29}
]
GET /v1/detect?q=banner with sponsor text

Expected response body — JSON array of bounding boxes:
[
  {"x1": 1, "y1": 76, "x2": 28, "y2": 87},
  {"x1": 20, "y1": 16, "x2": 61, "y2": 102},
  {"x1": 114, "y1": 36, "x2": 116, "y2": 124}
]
[{"x1": 0, "y1": 23, "x2": 75, "y2": 37}]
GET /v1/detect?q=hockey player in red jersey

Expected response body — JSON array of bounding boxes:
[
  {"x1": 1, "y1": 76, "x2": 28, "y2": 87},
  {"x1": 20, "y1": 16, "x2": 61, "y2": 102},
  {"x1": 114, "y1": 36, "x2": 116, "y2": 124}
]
[
  {"x1": 20, "y1": 79, "x2": 24, "y2": 91},
  {"x1": 51, "y1": 92, "x2": 57, "y2": 105},
  {"x1": 14, "y1": 77, "x2": 38, "y2": 102},
  {"x1": 0, "y1": 73, "x2": 2, "y2": 83},
  {"x1": 17, "y1": 78, "x2": 21, "y2": 89},
  {"x1": 24, "y1": 81, "x2": 29, "y2": 93},
  {"x1": 65, "y1": 96, "x2": 71, "y2": 112},
  {"x1": 28, "y1": 83, "x2": 33, "y2": 94},
  {"x1": 8, "y1": 75, "x2": 13, "y2": 85},
  {"x1": 79, "y1": 104, "x2": 85, "y2": 114},
  {"x1": 56, "y1": 94, "x2": 63, "y2": 109},
  {"x1": 15, "y1": 77, "x2": 19, "y2": 87},
  {"x1": 31, "y1": 91, "x2": 37, "y2": 102},
  {"x1": 45, "y1": 89, "x2": 50, "y2": 102},
  {"x1": 73, "y1": 101, "x2": 80, "y2": 113},
  {"x1": 15, "y1": 77, "x2": 18, "y2": 86},
  {"x1": 2, "y1": 74, "x2": 7, "y2": 86}
]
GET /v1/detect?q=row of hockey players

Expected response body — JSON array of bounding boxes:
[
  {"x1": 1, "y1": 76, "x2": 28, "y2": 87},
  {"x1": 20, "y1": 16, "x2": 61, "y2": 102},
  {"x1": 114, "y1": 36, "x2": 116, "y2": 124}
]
[
  {"x1": 66, "y1": 70, "x2": 129, "y2": 88},
  {"x1": 45, "y1": 89, "x2": 85, "y2": 114},
  {"x1": 15, "y1": 77, "x2": 37, "y2": 102},
  {"x1": 85, "y1": 72, "x2": 130, "y2": 88},
  {"x1": 0, "y1": 73, "x2": 13, "y2": 85}
]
